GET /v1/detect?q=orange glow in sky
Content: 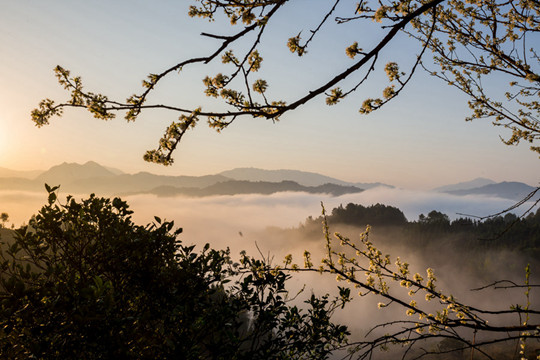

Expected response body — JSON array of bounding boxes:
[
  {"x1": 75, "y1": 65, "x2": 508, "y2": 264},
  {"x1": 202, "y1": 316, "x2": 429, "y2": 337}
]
[
  {"x1": 0, "y1": 118, "x2": 7, "y2": 162},
  {"x1": 0, "y1": 1, "x2": 538, "y2": 188}
]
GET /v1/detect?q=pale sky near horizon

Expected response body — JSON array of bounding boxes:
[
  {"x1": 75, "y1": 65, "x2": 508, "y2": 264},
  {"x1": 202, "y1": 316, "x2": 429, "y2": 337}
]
[{"x1": 0, "y1": 0, "x2": 538, "y2": 189}]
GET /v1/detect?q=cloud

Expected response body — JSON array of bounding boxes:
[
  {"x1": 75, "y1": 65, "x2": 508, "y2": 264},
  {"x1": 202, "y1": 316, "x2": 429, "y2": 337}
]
[
  {"x1": 332, "y1": 187, "x2": 517, "y2": 221},
  {"x1": 119, "y1": 188, "x2": 520, "y2": 256},
  {"x1": 0, "y1": 191, "x2": 49, "y2": 226},
  {"x1": 2, "y1": 187, "x2": 537, "y2": 350},
  {"x1": 128, "y1": 186, "x2": 517, "y2": 224},
  {"x1": 2, "y1": 187, "x2": 519, "y2": 239},
  {"x1": 0, "y1": 186, "x2": 524, "y2": 265}
]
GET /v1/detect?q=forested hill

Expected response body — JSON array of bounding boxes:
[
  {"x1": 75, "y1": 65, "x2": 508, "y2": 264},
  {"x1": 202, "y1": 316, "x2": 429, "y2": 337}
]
[
  {"x1": 303, "y1": 203, "x2": 540, "y2": 244},
  {"x1": 296, "y1": 203, "x2": 540, "y2": 272}
]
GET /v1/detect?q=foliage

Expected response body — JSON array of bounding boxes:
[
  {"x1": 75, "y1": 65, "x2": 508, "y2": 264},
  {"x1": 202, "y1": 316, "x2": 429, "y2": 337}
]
[
  {"x1": 32, "y1": 0, "x2": 539, "y2": 164},
  {"x1": 0, "y1": 213, "x2": 8, "y2": 228},
  {"x1": 285, "y1": 205, "x2": 540, "y2": 359},
  {"x1": 0, "y1": 186, "x2": 350, "y2": 359},
  {"x1": 302, "y1": 202, "x2": 540, "y2": 259},
  {"x1": 325, "y1": 203, "x2": 408, "y2": 227}
]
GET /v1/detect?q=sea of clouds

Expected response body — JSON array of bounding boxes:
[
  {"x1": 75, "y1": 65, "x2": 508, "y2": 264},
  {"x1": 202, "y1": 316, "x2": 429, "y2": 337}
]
[
  {"x1": 2, "y1": 186, "x2": 519, "y2": 238},
  {"x1": 1, "y1": 187, "x2": 537, "y2": 351},
  {"x1": 0, "y1": 186, "x2": 522, "y2": 262}
]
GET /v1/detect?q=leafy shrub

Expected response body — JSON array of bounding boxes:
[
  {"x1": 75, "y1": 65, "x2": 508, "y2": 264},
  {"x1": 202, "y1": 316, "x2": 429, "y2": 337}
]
[{"x1": 0, "y1": 186, "x2": 349, "y2": 359}]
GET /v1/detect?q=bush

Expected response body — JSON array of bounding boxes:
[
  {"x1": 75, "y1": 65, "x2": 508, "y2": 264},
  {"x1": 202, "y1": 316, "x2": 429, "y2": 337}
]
[{"x1": 0, "y1": 186, "x2": 349, "y2": 359}]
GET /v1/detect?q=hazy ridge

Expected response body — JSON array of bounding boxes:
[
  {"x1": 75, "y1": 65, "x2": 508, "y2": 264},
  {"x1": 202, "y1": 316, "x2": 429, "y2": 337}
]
[
  {"x1": 219, "y1": 167, "x2": 391, "y2": 189},
  {"x1": 444, "y1": 181, "x2": 537, "y2": 200},
  {"x1": 0, "y1": 161, "x2": 535, "y2": 200},
  {"x1": 122, "y1": 180, "x2": 364, "y2": 197},
  {"x1": 433, "y1": 177, "x2": 496, "y2": 192}
]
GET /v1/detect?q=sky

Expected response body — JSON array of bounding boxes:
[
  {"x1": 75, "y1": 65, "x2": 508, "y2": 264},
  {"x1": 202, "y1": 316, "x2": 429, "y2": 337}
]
[{"x1": 0, "y1": 0, "x2": 538, "y2": 189}]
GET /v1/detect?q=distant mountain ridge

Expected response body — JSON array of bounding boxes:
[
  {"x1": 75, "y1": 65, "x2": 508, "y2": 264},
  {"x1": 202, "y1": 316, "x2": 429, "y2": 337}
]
[
  {"x1": 445, "y1": 181, "x2": 537, "y2": 201},
  {"x1": 125, "y1": 180, "x2": 364, "y2": 197},
  {"x1": 219, "y1": 167, "x2": 390, "y2": 189},
  {"x1": 66, "y1": 172, "x2": 231, "y2": 194},
  {"x1": 0, "y1": 162, "x2": 535, "y2": 201},
  {"x1": 0, "y1": 162, "x2": 367, "y2": 197},
  {"x1": 434, "y1": 177, "x2": 496, "y2": 192},
  {"x1": 36, "y1": 161, "x2": 117, "y2": 185}
]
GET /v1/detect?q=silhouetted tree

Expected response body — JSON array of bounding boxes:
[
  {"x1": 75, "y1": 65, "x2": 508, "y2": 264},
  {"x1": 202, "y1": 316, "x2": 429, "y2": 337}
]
[
  {"x1": 0, "y1": 213, "x2": 8, "y2": 229},
  {"x1": 32, "y1": 0, "x2": 539, "y2": 164},
  {"x1": 0, "y1": 187, "x2": 350, "y2": 359},
  {"x1": 418, "y1": 210, "x2": 451, "y2": 229},
  {"x1": 287, "y1": 207, "x2": 540, "y2": 359}
]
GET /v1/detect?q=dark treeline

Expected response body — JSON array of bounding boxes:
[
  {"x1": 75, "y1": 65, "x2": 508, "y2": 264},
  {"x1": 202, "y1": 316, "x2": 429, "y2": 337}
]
[
  {"x1": 296, "y1": 203, "x2": 540, "y2": 279},
  {"x1": 303, "y1": 203, "x2": 540, "y2": 251}
]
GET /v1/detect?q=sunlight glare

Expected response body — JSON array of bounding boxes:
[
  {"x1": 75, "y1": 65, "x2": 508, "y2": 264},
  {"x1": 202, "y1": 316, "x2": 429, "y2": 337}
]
[
  {"x1": 0, "y1": 114, "x2": 17, "y2": 169},
  {"x1": 0, "y1": 118, "x2": 8, "y2": 163}
]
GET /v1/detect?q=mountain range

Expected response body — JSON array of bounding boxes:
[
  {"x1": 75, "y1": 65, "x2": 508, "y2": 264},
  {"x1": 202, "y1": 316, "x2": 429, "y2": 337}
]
[
  {"x1": 0, "y1": 161, "x2": 536, "y2": 200},
  {"x1": 129, "y1": 181, "x2": 364, "y2": 197},
  {"x1": 219, "y1": 168, "x2": 388, "y2": 189},
  {"x1": 0, "y1": 162, "x2": 366, "y2": 197}
]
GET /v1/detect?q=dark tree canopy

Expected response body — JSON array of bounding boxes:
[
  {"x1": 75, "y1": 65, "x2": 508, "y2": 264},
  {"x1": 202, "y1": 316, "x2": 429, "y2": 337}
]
[
  {"x1": 0, "y1": 213, "x2": 8, "y2": 228},
  {"x1": 306, "y1": 203, "x2": 408, "y2": 227},
  {"x1": 0, "y1": 186, "x2": 350, "y2": 359},
  {"x1": 31, "y1": 0, "x2": 539, "y2": 165}
]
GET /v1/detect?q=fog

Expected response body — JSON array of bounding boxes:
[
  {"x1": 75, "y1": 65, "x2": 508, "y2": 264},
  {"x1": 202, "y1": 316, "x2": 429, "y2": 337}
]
[
  {"x1": 2, "y1": 187, "x2": 538, "y2": 356},
  {"x1": 122, "y1": 187, "x2": 517, "y2": 255},
  {"x1": 0, "y1": 191, "x2": 50, "y2": 226},
  {"x1": 0, "y1": 186, "x2": 523, "y2": 262},
  {"x1": 1, "y1": 186, "x2": 517, "y2": 229}
]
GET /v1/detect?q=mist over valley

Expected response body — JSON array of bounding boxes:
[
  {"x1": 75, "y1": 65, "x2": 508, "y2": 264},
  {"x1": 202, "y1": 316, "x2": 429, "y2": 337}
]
[{"x1": 1, "y1": 162, "x2": 539, "y2": 357}]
